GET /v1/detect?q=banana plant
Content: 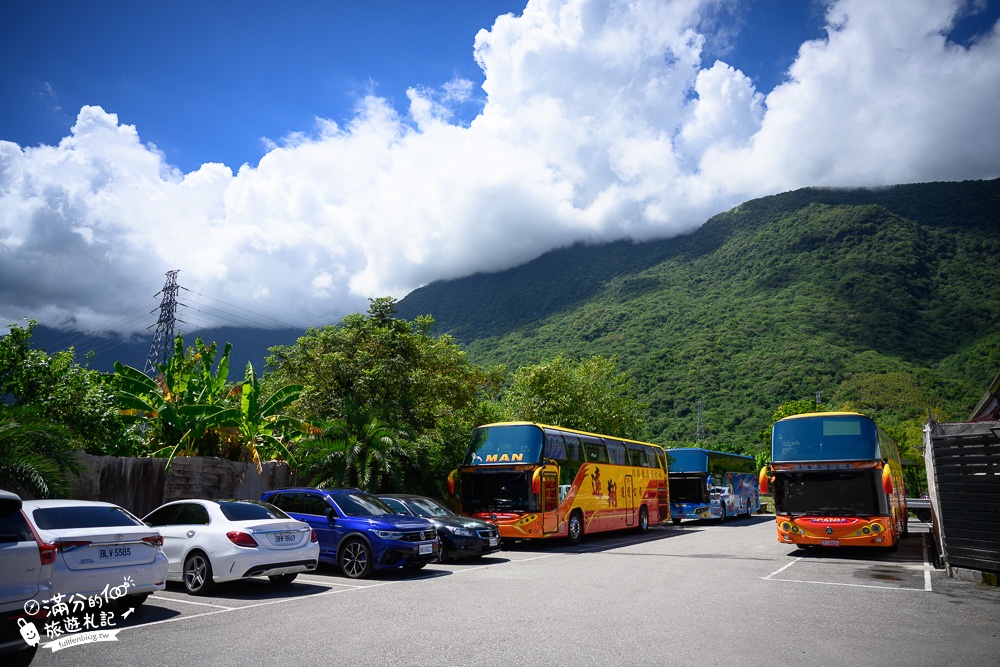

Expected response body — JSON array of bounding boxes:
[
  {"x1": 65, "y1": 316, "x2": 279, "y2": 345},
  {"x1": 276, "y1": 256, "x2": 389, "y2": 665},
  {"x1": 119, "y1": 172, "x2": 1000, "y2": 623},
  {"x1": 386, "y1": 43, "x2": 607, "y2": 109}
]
[{"x1": 214, "y1": 362, "x2": 304, "y2": 472}]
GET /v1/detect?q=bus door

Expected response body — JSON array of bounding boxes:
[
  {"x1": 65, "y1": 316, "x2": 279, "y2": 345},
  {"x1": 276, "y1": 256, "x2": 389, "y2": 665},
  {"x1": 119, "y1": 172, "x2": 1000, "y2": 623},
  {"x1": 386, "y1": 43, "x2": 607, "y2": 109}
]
[
  {"x1": 624, "y1": 475, "x2": 635, "y2": 526},
  {"x1": 541, "y1": 471, "x2": 560, "y2": 534}
]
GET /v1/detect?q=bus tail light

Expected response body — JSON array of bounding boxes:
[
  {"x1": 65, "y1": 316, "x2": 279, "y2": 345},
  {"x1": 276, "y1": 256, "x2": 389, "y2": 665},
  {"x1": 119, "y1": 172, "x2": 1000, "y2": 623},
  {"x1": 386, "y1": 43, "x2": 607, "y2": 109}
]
[
  {"x1": 881, "y1": 466, "x2": 894, "y2": 495},
  {"x1": 759, "y1": 467, "x2": 770, "y2": 494}
]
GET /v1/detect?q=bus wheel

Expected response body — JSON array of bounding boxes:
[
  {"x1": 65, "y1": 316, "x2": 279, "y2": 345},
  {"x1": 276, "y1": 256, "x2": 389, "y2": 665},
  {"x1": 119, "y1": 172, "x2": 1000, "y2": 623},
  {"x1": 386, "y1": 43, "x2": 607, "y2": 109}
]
[
  {"x1": 636, "y1": 506, "x2": 649, "y2": 533},
  {"x1": 567, "y1": 510, "x2": 584, "y2": 546},
  {"x1": 719, "y1": 504, "x2": 727, "y2": 523},
  {"x1": 672, "y1": 517, "x2": 682, "y2": 525}
]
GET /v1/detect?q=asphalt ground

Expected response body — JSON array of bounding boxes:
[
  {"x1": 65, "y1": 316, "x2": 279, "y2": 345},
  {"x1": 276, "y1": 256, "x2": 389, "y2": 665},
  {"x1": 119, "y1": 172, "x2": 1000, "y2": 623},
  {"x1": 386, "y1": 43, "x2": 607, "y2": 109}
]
[{"x1": 24, "y1": 515, "x2": 1000, "y2": 666}]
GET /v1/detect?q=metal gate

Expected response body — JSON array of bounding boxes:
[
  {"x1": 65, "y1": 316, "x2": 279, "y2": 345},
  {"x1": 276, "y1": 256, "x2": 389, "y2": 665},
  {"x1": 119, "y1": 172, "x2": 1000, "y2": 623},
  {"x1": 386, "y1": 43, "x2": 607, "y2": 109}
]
[{"x1": 924, "y1": 419, "x2": 1000, "y2": 576}]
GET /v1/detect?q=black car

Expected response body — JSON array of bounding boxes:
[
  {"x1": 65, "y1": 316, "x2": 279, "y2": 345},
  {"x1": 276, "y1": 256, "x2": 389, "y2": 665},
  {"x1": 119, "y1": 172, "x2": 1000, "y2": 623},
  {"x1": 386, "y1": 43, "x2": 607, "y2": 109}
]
[{"x1": 377, "y1": 494, "x2": 500, "y2": 562}]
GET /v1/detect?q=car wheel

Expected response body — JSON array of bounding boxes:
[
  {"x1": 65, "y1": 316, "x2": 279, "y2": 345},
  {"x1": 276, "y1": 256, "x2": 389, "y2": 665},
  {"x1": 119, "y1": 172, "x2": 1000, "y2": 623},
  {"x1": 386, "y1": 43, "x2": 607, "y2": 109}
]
[
  {"x1": 339, "y1": 538, "x2": 373, "y2": 579},
  {"x1": 672, "y1": 517, "x2": 682, "y2": 525},
  {"x1": 183, "y1": 551, "x2": 215, "y2": 595},
  {"x1": 268, "y1": 573, "x2": 298, "y2": 585},
  {"x1": 566, "y1": 510, "x2": 583, "y2": 546},
  {"x1": 636, "y1": 506, "x2": 649, "y2": 533},
  {"x1": 437, "y1": 542, "x2": 448, "y2": 563}
]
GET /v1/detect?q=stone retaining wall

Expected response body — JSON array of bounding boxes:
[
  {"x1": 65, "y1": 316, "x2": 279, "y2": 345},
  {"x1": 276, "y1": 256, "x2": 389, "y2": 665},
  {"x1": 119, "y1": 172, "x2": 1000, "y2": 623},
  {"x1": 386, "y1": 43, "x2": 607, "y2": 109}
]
[{"x1": 71, "y1": 452, "x2": 294, "y2": 518}]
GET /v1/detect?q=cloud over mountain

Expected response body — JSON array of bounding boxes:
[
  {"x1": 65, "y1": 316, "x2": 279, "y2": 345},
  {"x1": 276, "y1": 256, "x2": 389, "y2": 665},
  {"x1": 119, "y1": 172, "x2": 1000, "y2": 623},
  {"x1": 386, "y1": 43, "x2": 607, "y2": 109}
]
[{"x1": 2, "y1": 0, "x2": 998, "y2": 334}]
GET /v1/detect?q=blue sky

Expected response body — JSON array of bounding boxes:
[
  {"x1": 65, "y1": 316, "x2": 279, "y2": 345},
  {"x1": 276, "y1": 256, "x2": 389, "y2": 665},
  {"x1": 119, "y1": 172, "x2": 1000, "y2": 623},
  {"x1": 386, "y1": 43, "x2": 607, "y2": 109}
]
[{"x1": 2, "y1": 0, "x2": 999, "y2": 335}]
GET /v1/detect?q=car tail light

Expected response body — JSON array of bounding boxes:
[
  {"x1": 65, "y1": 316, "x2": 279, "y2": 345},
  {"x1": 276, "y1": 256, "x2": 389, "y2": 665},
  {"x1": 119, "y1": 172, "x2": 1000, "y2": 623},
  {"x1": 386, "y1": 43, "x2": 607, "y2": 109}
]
[
  {"x1": 142, "y1": 535, "x2": 164, "y2": 547},
  {"x1": 22, "y1": 510, "x2": 57, "y2": 565},
  {"x1": 54, "y1": 540, "x2": 92, "y2": 553},
  {"x1": 226, "y1": 531, "x2": 258, "y2": 548},
  {"x1": 310, "y1": 529, "x2": 318, "y2": 543}
]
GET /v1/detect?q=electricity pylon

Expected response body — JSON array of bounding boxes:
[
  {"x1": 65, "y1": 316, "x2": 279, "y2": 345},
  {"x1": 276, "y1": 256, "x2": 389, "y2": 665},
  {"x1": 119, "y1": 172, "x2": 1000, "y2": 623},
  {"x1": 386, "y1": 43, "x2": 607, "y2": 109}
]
[{"x1": 144, "y1": 270, "x2": 181, "y2": 376}]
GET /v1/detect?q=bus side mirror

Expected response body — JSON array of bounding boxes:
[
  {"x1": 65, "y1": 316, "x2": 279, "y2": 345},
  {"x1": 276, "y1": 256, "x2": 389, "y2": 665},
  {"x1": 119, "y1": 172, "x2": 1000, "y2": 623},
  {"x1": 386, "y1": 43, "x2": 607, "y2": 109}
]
[
  {"x1": 447, "y1": 470, "x2": 457, "y2": 496},
  {"x1": 531, "y1": 469, "x2": 541, "y2": 494},
  {"x1": 882, "y1": 466, "x2": 894, "y2": 495},
  {"x1": 759, "y1": 467, "x2": 770, "y2": 495}
]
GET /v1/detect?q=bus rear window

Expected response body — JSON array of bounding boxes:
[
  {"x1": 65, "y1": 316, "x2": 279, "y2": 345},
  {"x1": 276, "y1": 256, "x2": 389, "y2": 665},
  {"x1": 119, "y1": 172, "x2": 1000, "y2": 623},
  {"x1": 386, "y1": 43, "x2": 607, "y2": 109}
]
[{"x1": 465, "y1": 425, "x2": 544, "y2": 465}]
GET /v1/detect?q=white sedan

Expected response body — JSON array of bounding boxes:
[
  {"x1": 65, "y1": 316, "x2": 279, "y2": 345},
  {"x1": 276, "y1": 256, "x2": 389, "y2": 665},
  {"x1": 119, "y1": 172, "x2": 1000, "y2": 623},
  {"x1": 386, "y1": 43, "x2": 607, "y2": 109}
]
[
  {"x1": 20, "y1": 499, "x2": 168, "y2": 607},
  {"x1": 143, "y1": 499, "x2": 319, "y2": 595}
]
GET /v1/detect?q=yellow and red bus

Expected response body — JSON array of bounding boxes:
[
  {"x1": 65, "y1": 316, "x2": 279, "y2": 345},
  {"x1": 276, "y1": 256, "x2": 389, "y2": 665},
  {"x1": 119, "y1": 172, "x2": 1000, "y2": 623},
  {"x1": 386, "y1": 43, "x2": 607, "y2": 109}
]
[
  {"x1": 760, "y1": 412, "x2": 907, "y2": 549},
  {"x1": 448, "y1": 422, "x2": 670, "y2": 544}
]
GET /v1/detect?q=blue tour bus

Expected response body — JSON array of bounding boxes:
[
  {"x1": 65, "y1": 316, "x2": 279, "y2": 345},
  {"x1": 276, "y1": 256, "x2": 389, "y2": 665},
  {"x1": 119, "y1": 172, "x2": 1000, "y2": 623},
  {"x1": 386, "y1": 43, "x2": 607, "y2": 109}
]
[{"x1": 665, "y1": 448, "x2": 759, "y2": 524}]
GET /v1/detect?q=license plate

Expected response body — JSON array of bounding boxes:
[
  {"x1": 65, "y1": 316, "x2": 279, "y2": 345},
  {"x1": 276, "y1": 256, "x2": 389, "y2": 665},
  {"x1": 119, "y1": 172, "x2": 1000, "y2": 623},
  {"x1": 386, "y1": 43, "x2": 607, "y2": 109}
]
[
  {"x1": 821, "y1": 539, "x2": 841, "y2": 547},
  {"x1": 418, "y1": 543, "x2": 433, "y2": 555},
  {"x1": 274, "y1": 532, "x2": 297, "y2": 544},
  {"x1": 98, "y1": 546, "x2": 131, "y2": 559},
  {"x1": 489, "y1": 537, "x2": 499, "y2": 547}
]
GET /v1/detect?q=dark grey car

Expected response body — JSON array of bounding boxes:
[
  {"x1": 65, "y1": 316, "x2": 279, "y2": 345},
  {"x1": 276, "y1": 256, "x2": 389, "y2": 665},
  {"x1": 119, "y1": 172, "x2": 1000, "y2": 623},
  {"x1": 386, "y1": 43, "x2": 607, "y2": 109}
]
[{"x1": 377, "y1": 494, "x2": 500, "y2": 562}]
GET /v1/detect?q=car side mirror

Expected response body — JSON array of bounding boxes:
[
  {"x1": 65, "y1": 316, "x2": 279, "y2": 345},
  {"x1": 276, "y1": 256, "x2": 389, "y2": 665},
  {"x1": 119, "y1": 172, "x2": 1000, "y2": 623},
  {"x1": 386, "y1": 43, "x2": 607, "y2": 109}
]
[{"x1": 325, "y1": 507, "x2": 336, "y2": 525}]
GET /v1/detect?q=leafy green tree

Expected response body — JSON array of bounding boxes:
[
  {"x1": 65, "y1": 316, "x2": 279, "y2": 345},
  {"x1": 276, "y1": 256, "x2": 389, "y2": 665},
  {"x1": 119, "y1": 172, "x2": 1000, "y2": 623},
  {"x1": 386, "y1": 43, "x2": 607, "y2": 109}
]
[
  {"x1": 267, "y1": 297, "x2": 502, "y2": 495},
  {"x1": 1, "y1": 321, "x2": 135, "y2": 455},
  {"x1": 498, "y1": 355, "x2": 646, "y2": 439},
  {"x1": 0, "y1": 405, "x2": 81, "y2": 498}
]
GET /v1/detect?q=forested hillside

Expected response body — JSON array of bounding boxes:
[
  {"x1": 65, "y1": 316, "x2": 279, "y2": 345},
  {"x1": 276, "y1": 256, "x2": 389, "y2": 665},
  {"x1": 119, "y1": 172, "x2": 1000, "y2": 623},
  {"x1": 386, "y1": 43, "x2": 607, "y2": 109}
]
[{"x1": 397, "y1": 179, "x2": 1000, "y2": 454}]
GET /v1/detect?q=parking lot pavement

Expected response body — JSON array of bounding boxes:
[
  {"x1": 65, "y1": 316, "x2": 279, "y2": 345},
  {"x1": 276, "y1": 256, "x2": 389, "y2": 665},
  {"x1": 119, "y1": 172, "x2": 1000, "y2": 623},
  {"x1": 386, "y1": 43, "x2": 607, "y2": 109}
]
[{"x1": 25, "y1": 517, "x2": 1000, "y2": 666}]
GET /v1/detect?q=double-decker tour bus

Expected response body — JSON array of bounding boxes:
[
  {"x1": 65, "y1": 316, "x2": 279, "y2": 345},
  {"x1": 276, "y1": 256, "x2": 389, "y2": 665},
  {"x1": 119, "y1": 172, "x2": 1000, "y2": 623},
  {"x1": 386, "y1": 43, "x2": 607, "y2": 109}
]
[
  {"x1": 760, "y1": 412, "x2": 907, "y2": 549},
  {"x1": 665, "y1": 448, "x2": 759, "y2": 524},
  {"x1": 448, "y1": 422, "x2": 670, "y2": 544}
]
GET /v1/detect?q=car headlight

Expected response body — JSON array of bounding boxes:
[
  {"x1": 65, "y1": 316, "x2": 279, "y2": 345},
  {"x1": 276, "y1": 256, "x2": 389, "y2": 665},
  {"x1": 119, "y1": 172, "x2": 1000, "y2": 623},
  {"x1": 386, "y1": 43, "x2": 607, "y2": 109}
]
[
  {"x1": 374, "y1": 530, "x2": 404, "y2": 540},
  {"x1": 450, "y1": 527, "x2": 474, "y2": 537}
]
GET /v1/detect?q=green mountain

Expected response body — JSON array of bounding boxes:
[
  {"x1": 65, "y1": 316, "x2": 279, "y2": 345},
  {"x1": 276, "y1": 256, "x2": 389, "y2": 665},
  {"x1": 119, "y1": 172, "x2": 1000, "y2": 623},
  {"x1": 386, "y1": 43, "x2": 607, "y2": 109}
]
[{"x1": 396, "y1": 179, "x2": 1000, "y2": 451}]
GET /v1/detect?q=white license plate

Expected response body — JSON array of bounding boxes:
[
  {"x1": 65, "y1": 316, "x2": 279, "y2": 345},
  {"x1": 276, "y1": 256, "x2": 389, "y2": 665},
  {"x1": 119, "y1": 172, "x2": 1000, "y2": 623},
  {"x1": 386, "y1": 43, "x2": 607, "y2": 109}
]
[
  {"x1": 821, "y1": 539, "x2": 841, "y2": 547},
  {"x1": 274, "y1": 532, "x2": 297, "y2": 544},
  {"x1": 418, "y1": 543, "x2": 433, "y2": 555},
  {"x1": 489, "y1": 537, "x2": 499, "y2": 547},
  {"x1": 98, "y1": 546, "x2": 132, "y2": 559}
]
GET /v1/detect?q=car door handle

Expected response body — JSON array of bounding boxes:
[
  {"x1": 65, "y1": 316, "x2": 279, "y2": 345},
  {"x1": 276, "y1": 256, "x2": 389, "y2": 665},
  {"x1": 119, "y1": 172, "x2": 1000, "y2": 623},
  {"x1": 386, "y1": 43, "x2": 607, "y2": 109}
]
[{"x1": 186, "y1": 530, "x2": 196, "y2": 538}]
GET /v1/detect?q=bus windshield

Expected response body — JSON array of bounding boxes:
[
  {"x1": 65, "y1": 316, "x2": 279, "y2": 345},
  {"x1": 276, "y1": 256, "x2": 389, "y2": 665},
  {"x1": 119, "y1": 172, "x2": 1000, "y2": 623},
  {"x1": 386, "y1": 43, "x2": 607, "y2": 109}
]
[
  {"x1": 464, "y1": 424, "x2": 544, "y2": 466},
  {"x1": 775, "y1": 470, "x2": 881, "y2": 516},
  {"x1": 666, "y1": 449, "x2": 708, "y2": 473},
  {"x1": 772, "y1": 415, "x2": 880, "y2": 463}
]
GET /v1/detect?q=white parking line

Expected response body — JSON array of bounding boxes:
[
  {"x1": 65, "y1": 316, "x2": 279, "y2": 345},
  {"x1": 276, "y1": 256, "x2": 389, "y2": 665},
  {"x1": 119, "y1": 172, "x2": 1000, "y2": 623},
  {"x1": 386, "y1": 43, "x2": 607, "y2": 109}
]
[
  {"x1": 153, "y1": 596, "x2": 236, "y2": 610},
  {"x1": 762, "y1": 558, "x2": 802, "y2": 580},
  {"x1": 760, "y1": 542, "x2": 935, "y2": 593}
]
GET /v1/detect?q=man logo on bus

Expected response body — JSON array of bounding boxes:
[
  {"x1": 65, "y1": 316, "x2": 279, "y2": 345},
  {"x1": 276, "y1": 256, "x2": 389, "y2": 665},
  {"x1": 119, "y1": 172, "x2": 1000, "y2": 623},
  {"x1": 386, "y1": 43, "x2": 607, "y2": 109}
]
[{"x1": 485, "y1": 453, "x2": 524, "y2": 462}]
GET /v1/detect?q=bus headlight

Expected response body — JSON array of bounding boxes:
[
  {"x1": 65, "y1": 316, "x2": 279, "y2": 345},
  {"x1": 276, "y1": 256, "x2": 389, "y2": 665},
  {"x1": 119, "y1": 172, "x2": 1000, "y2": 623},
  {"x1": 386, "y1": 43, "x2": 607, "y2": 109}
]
[
  {"x1": 871, "y1": 524, "x2": 883, "y2": 534},
  {"x1": 780, "y1": 522, "x2": 792, "y2": 531}
]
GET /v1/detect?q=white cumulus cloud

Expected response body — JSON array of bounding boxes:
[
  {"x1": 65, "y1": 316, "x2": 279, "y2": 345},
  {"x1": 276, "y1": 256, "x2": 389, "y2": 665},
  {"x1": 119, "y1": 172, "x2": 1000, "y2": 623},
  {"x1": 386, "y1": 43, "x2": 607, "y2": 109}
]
[{"x1": 1, "y1": 0, "x2": 998, "y2": 335}]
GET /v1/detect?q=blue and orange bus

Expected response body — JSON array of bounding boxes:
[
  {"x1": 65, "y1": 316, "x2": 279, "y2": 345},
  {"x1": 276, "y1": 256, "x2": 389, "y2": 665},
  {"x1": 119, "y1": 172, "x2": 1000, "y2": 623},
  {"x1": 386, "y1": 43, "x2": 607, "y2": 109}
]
[
  {"x1": 761, "y1": 412, "x2": 907, "y2": 549},
  {"x1": 666, "y1": 448, "x2": 759, "y2": 523},
  {"x1": 448, "y1": 422, "x2": 670, "y2": 544}
]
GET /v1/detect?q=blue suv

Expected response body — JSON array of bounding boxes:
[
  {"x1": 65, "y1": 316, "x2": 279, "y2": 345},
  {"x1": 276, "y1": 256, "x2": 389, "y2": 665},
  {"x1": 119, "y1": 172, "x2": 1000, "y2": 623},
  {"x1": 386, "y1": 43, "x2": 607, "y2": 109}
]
[{"x1": 261, "y1": 488, "x2": 439, "y2": 579}]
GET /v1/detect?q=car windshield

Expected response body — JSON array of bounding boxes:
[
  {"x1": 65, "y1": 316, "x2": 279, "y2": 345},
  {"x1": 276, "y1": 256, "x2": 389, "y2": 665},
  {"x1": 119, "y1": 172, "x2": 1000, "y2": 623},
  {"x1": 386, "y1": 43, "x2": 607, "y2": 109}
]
[
  {"x1": 31, "y1": 505, "x2": 143, "y2": 529},
  {"x1": 402, "y1": 497, "x2": 457, "y2": 519},
  {"x1": 334, "y1": 493, "x2": 392, "y2": 517},
  {"x1": 217, "y1": 500, "x2": 288, "y2": 521}
]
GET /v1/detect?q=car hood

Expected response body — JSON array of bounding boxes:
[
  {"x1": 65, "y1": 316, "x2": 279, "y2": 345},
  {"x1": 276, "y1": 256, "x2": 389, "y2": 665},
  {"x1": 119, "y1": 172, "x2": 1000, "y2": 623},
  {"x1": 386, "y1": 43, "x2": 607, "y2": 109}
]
[{"x1": 353, "y1": 515, "x2": 435, "y2": 531}]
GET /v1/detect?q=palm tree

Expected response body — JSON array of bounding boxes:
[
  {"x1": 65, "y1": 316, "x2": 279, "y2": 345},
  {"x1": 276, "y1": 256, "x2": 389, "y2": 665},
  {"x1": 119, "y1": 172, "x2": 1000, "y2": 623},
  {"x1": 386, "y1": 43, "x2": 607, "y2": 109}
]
[
  {"x1": 0, "y1": 405, "x2": 80, "y2": 498},
  {"x1": 298, "y1": 405, "x2": 417, "y2": 492}
]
